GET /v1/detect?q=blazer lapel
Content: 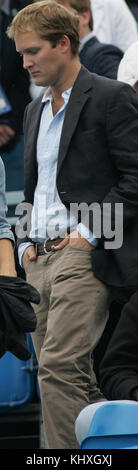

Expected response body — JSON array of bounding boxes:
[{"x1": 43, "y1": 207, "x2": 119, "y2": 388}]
[{"x1": 57, "y1": 66, "x2": 94, "y2": 177}]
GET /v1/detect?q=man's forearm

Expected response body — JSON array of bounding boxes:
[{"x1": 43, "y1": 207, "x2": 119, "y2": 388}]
[{"x1": 0, "y1": 238, "x2": 17, "y2": 276}]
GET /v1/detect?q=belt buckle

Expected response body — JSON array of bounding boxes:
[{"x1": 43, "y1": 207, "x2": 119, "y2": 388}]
[
  {"x1": 43, "y1": 239, "x2": 49, "y2": 254},
  {"x1": 43, "y1": 239, "x2": 55, "y2": 253}
]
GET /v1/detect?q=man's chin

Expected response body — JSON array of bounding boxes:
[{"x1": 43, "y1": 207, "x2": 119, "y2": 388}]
[
  {"x1": 31, "y1": 74, "x2": 49, "y2": 87},
  {"x1": 31, "y1": 75, "x2": 44, "y2": 87},
  {"x1": 33, "y1": 78, "x2": 44, "y2": 86}
]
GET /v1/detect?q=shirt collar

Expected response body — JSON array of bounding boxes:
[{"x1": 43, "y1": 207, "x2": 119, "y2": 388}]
[
  {"x1": 79, "y1": 31, "x2": 95, "y2": 53},
  {"x1": 42, "y1": 86, "x2": 72, "y2": 103},
  {"x1": 0, "y1": 0, "x2": 10, "y2": 15}
]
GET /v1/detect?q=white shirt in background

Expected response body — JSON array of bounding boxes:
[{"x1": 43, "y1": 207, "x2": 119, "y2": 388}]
[{"x1": 91, "y1": 0, "x2": 138, "y2": 52}]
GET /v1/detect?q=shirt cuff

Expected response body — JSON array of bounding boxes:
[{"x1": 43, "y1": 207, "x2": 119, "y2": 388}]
[
  {"x1": 18, "y1": 242, "x2": 34, "y2": 267},
  {"x1": 77, "y1": 222, "x2": 98, "y2": 247}
]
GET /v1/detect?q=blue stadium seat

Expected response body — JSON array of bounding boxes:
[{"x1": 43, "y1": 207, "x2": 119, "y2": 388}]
[
  {"x1": 0, "y1": 334, "x2": 37, "y2": 412},
  {"x1": 75, "y1": 401, "x2": 138, "y2": 449}
]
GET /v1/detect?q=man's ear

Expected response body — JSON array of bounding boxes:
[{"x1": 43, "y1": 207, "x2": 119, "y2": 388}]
[
  {"x1": 80, "y1": 10, "x2": 90, "y2": 27},
  {"x1": 58, "y1": 34, "x2": 71, "y2": 53}
]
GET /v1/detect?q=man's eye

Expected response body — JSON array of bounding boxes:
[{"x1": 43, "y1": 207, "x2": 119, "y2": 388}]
[
  {"x1": 19, "y1": 49, "x2": 39, "y2": 56},
  {"x1": 28, "y1": 49, "x2": 39, "y2": 54}
]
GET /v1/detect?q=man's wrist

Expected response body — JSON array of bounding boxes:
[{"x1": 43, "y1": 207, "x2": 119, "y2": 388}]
[
  {"x1": 18, "y1": 242, "x2": 34, "y2": 267},
  {"x1": 77, "y1": 222, "x2": 98, "y2": 247}
]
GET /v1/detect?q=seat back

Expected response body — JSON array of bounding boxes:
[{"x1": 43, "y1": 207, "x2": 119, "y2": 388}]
[
  {"x1": 0, "y1": 335, "x2": 36, "y2": 412},
  {"x1": 81, "y1": 401, "x2": 138, "y2": 449}
]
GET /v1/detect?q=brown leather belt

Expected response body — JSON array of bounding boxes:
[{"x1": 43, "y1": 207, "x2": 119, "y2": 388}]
[{"x1": 35, "y1": 237, "x2": 64, "y2": 255}]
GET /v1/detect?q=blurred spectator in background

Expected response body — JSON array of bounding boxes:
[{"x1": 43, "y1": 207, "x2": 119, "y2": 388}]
[
  {"x1": 91, "y1": 0, "x2": 138, "y2": 52},
  {"x1": 0, "y1": 0, "x2": 32, "y2": 191},
  {"x1": 99, "y1": 289, "x2": 138, "y2": 401},
  {"x1": 126, "y1": 0, "x2": 138, "y2": 22},
  {"x1": 56, "y1": 0, "x2": 123, "y2": 79},
  {"x1": 117, "y1": 40, "x2": 138, "y2": 92}
]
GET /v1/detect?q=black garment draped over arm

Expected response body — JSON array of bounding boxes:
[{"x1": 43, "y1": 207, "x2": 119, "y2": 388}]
[{"x1": 0, "y1": 276, "x2": 39, "y2": 360}]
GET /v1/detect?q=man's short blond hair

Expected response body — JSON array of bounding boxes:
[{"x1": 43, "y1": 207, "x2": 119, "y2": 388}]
[{"x1": 7, "y1": 0, "x2": 80, "y2": 56}]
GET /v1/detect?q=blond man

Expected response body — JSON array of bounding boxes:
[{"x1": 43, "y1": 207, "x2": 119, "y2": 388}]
[{"x1": 7, "y1": 1, "x2": 138, "y2": 448}]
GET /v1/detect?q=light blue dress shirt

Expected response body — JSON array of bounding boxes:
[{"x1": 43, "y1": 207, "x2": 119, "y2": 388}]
[{"x1": 18, "y1": 87, "x2": 97, "y2": 265}]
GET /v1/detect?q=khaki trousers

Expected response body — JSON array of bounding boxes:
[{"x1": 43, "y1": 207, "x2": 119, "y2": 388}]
[{"x1": 26, "y1": 244, "x2": 109, "y2": 448}]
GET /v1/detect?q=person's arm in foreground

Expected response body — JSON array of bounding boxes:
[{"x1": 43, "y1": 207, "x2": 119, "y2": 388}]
[
  {"x1": 0, "y1": 238, "x2": 17, "y2": 277},
  {"x1": 0, "y1": 157, "x2": 16, "y2": 276}
]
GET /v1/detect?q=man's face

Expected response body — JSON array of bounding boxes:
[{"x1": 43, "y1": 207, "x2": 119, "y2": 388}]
[{"x1": 15, "y1": 29, "x2": 67, "y2": 87}]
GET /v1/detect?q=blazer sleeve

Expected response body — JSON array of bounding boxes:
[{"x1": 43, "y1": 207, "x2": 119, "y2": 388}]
[
  {"x1": 83, "y1": 44, "x2": 123, "y2": 80},
  {"x1": 89, "y1": 82, "x2": 138, "y2": 244},
  {"x1": 81, "y1": 81, "x2": 138, "y2": 244},
  {"x1": 104, "y1": 84, "x2": 138, "y2": 221}
]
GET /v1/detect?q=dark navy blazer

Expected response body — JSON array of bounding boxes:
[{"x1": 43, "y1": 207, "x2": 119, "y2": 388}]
[{"x1": 79, "y1": 35, "x2": 123, "y2": 79}]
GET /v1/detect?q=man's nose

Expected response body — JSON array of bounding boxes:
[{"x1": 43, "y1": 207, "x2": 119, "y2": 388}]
[{"x1": 23, "y1": 55, "x2": 34, "y2": 69}]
